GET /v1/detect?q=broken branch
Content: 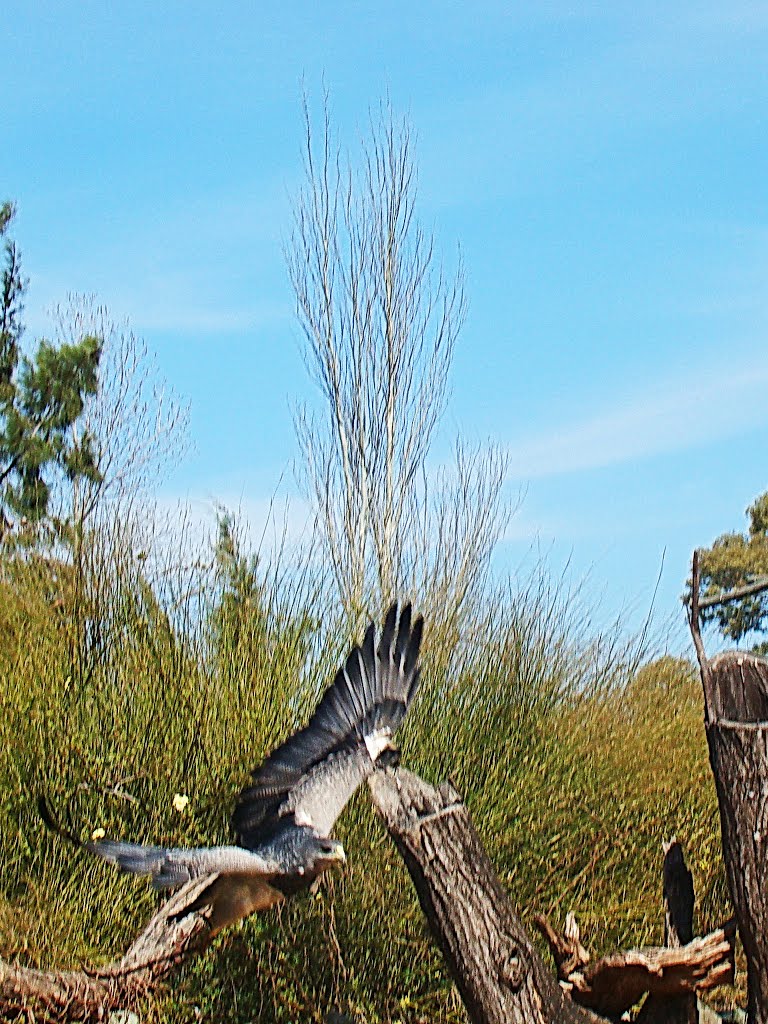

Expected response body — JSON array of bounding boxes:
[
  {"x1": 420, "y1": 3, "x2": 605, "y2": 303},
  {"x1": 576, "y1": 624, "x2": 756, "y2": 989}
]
[{"x1": 0, "y1": 874, "x2": 216, "y2": 1020}]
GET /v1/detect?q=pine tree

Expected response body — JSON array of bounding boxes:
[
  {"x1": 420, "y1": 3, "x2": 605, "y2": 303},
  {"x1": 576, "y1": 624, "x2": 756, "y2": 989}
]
[{"x1": 0, "y1": 203, "x2": 102, "y2": 535}]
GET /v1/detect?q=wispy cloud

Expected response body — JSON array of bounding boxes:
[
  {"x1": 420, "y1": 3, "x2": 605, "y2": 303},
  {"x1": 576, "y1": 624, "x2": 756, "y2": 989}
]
[
  {"x1": 419, "y1": 5, "x2": 768, "y2": 211},
  {"x1": 22, "y1": 177, "x2": 295, "y2": 337},
  {"x1": 507, "y1": 358, "x2": 768, "y2": 479},
  {"x1": 153, "y1": 491, "x2": 314, "y2": 558},
  {"x1": 25, "y1": 272, "x2": 291, "y2": 338}
]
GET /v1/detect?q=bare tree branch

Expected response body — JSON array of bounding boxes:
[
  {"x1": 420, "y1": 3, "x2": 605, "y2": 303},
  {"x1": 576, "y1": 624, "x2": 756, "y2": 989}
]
[
  {"x1": 288, "y1": 99, "x2": 507, "y2": 622},
  {"x1": 697, "y1": 575, "x2": 768, "y2": 611},
  {"x1": 688, "y1": 550, "x2": 713, "y2": 709}
]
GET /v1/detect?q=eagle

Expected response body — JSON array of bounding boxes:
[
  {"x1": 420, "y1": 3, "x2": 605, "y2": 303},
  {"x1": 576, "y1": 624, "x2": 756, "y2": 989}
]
[{"x1": 41, "y1": 602, "x2": 423, "y2": 935}]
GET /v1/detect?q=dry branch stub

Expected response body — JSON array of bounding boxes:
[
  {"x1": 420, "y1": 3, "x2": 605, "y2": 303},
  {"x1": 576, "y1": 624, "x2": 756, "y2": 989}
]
[{"x1": 636, "y1": 838, "x2": 698, "y2": 1024}]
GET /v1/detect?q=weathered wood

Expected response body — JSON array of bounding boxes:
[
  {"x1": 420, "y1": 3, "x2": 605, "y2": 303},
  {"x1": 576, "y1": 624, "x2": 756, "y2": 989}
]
[
  {"x1": 368, "y1": 768, "x2": 602, "y2": 1024},
  {"x1": 0, "y1": 873, "x2": 216, "y2": 1019},
  {"x1": 533, "y1": 912, "x2": 590, "y2": 980},
  {"x1": 662, "y1": 839, "x2": 694, "y2": 948},
  {"x1": 690, "y1": 549, "x2": 768, "y2": 1024},
  {"x1": 535, "y1": 909, "x2": 734, "y2": 1019},
  {"x1": 696, "y1": 576, "x2": 768, "y2": 612},
  {"x1": 566, "y1": 927, "x2": 734, "y2": 1017},
  {"x1": 689, "y1": 551, "x2": 714, "y2": 709},
  {"x1": 705, "y1": 652, "x2": 768, "y2": 1024}
]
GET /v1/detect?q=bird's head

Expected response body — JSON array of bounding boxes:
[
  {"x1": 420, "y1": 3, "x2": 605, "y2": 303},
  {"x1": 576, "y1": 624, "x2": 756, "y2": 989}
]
[
  {"x1": 276, "y1": 828, "x2": 347, "y2": 886},
  {"x1": 308, "y1": 836, "x2": 346, "y2": 872}
]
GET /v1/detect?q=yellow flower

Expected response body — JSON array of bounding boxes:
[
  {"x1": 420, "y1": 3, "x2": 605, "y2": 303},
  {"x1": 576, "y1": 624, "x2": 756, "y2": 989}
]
[
  {"x1": 91, "y1": 827, "x2": 106, "y2": 841},
  {"x1": 172, "y1": 793, "x2": 190, "y2": 813}
]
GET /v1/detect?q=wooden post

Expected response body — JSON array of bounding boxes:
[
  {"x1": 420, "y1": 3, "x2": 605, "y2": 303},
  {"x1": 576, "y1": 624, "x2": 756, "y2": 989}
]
[
  {"x1": 705, "y1": 653, "x2": 768, "y2": 1024},
  {"x1": 636, "y1": 840, "x2": 697, "y2": 1024},
  {"x1": 690, "y1": 551, "x2": 768, "y2": 1024}
]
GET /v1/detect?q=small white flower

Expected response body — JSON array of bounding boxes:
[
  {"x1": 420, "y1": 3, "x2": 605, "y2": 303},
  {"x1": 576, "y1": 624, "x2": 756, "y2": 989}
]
[
  {"x1": 91, "y1": 827, "x2": 106, "y2": 841},
  {"x1": 172, "y1": 793, "x2": 190, "y2": 813}
]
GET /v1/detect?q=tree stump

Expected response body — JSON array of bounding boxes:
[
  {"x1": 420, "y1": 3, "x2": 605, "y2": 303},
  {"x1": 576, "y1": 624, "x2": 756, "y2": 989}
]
[
  {"x1": 368, "y1": 768, "x2": 606, "y2": 1024},
  {"x1": 690, "y1": 549, "x2": 768, "y2": 1024},
  {"x1": 703, "y1": 652, "x2": 768, "y2": 1024}
]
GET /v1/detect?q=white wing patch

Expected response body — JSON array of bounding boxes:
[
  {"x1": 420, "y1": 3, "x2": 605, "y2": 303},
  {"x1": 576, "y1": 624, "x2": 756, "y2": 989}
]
[{"x1": 364, "y1": 728, "x2": 393, "y2": 761}]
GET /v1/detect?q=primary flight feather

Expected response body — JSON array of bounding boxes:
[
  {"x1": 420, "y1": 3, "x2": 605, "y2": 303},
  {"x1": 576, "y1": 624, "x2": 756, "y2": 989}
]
[{"x1": 41, "y1": 602, "x2": 423, "y2": 935}]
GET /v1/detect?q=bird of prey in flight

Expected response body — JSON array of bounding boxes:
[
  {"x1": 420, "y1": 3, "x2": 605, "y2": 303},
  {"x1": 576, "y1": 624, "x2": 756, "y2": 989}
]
[{"x1": 41, "y1": 603, "x2": 423, "y2": 935}]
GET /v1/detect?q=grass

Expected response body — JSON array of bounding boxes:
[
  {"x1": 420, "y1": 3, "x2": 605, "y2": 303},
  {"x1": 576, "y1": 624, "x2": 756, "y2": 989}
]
[{"x1": 0, "y1": 519, "x2": 740, "y2": 1022}]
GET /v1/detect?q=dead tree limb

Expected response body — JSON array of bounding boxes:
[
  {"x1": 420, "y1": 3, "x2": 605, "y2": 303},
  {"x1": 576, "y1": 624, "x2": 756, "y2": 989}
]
[
  {"x1": 368, "y1": 768, "x2": 604, "y2": 1024},
  {"x1": 697, "y1": 576, "x2": 768, "y2": 611},
  {"x1": 370, "y1": 768, "x2": 737, "y2": 1024},
  {"x1": 534, "y1": 905, "x2": 734, "y2": 1020},
  {"x1": 0, "y1": 874, "x2": 216, "y2": 1020},
  {"x1": 689, "y1": 551, "x2": 712, "y2": 701},
  {"x1": 535, "y1": 843, "x2": 735, "y2": 1023}
]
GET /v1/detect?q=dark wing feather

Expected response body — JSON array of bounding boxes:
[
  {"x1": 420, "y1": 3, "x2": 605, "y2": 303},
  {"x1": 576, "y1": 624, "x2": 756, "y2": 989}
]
[{"x1": 233, "y1": 602, "x2": 422, "y2": 848}]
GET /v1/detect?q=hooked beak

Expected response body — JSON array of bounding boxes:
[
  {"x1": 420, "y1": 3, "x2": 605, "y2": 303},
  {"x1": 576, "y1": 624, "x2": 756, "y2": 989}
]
[{"x1": 329, "y1": 842, "x2": 347, "y2": 865}]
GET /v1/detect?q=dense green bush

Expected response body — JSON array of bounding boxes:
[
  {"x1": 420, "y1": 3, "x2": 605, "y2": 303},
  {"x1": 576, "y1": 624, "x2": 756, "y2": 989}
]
[{"x1": 0, "y1": 522, "x2": 733, "y2": 1023}]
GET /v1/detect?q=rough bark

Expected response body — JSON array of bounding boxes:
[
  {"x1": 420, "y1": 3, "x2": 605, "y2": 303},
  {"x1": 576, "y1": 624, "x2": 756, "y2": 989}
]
[
  {"x1": 690, "y1": 550, "x2": 768, "y2": 1024},
  {"x1": 0, "y1": 873, "x2": 216, "y2": 1019},
  {"x1": 705, "y1": 653, "x2": 768, "y2": 1024},
  {"x1": 368, "y1": 768, "x2": 603, "y2": 1024}
]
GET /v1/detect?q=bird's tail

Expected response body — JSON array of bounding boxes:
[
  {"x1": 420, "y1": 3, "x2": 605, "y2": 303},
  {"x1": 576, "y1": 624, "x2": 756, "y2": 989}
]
[
  {"x1": 38, "y1": 796, "x2": 86, "y2": 850},
  {"x1": 87, "y1": 839, "x2": 193, "y2": 888},
  {"x1": 38, "y1": 796, "x2": 195, "y2": 889}
]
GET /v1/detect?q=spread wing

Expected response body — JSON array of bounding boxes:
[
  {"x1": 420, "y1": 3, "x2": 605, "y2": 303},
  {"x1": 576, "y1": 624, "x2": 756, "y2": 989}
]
[{"x1": 233, "y1": 602, "x2": 423, "y2": 847}]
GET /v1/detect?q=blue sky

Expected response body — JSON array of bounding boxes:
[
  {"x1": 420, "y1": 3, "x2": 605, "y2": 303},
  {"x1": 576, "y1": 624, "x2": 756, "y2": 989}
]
[{"x1": 4, "y1": 2, "x2": 768, "y2": 649}]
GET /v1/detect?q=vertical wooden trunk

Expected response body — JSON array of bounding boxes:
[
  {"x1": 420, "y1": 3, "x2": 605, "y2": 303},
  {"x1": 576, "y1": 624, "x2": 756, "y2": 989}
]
[{"x1": 703, "y1": 653, "x2": 768, "y2": 1024}]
